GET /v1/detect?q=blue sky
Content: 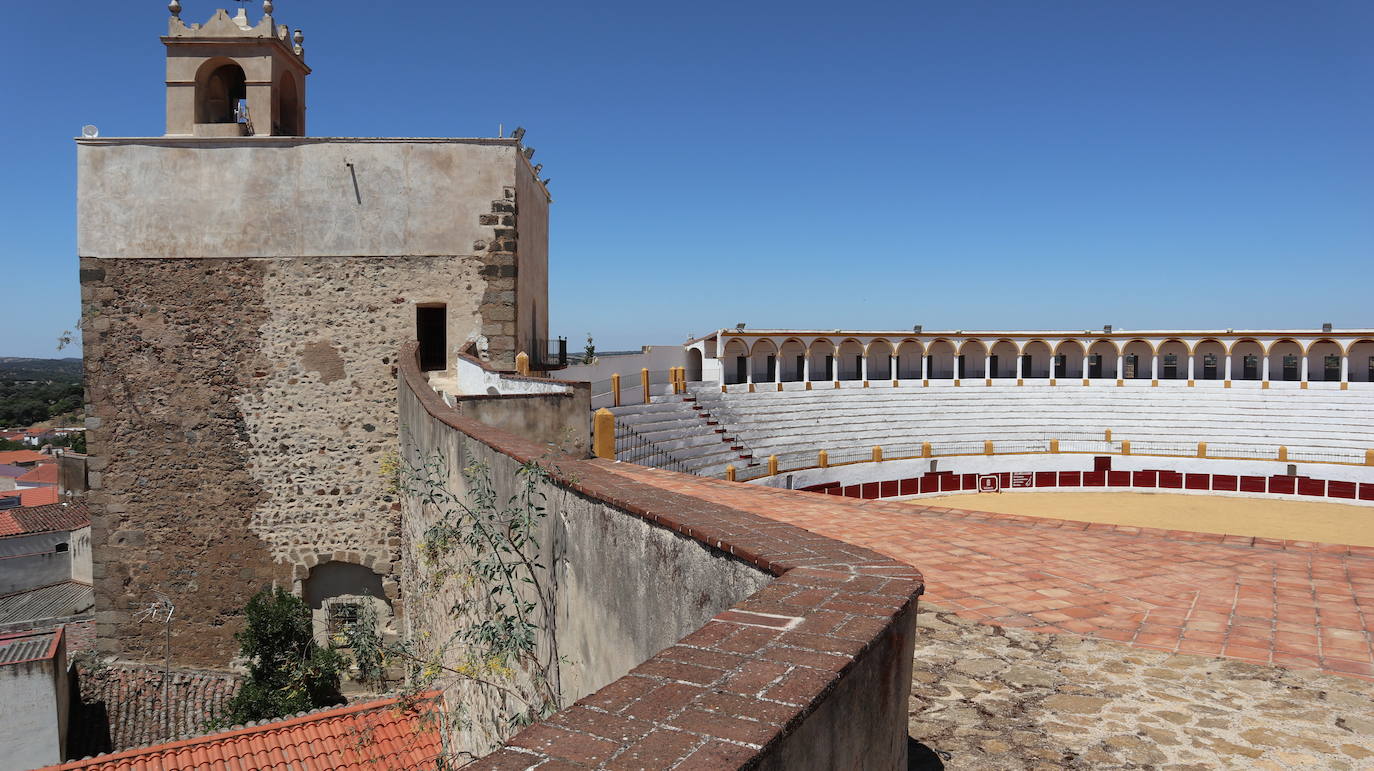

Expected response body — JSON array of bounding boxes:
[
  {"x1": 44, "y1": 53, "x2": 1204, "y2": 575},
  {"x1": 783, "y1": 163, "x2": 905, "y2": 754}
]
[{"x1": 1, "y1": 1, "x2": 1370, "y2": 357}]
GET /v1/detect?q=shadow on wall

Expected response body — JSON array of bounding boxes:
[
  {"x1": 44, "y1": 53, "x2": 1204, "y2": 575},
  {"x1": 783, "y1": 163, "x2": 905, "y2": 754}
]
[{"x1": 909, "y1": 736, "x2": 949, "y2": 770}]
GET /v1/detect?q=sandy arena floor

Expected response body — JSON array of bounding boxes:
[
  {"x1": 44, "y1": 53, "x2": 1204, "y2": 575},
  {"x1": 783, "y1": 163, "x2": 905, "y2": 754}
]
[{"x1": 913, "y1": 491, "x2": 1374, "y2": 547}]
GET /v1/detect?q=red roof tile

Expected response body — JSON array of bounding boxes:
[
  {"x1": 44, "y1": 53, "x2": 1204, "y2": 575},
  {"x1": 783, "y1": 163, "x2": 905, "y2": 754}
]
[
  {"x1": 43, "y1": 692, "x2": 445, "y2": 771},
  {"x1": 15, "y1": 486, "x2": 59, "y2": 507},
  {"x1": 0, "y1": 500, "x2": 90, "y2": 536},
  {"x1": 0, "y1": 450, "x2": 49, "y2": 465},
  {"x1": 17, "y1": 464, "x2": 59, "y2": 485}
]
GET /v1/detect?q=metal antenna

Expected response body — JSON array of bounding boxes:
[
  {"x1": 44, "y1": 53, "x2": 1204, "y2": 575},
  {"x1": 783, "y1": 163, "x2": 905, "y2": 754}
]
[{"x1": 137, "y1": 592, "x2": 176, "y2": 742}]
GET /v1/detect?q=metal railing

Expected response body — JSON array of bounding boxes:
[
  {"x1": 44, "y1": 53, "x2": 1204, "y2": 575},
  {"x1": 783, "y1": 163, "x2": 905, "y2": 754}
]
[{"x1": 613, "y1": 421, "x2": 693, "y2": 474}]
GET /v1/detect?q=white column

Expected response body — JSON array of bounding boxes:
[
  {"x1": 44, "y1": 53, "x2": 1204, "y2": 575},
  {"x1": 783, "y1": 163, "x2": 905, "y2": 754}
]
[
  {"x1": 1262, "y1": 356, "x2": 1270, "y2": 382},
  {"x1": 1151, "y1": 354, "x2": 1159, "y2": 381},
  {"x1": 1081, "y1": 352, "x2": 1090, "y2": 379},
  {"x1": 803, "y1": 353, "x2": 811, "y2": 382},
  {"x1": 1115, "y1": 354, "x2": 1123, "y2": 380},
  {"x1": 921, "y1": 354, "x2": 929, "y2": 381},
  {"x1": 1188, "y1": 355, "x2": 1195, "y2": 382},
  {"x1": 1224, "y1": 354, "x2": 1232, "y2": 381},
  {"x1": 890, "y1": 354, "x2": 897, "y2": 381},
  {"x1": 1341, "y1": 354, "x2": 1349, "y2": 384},
  {"x1": 861, "y1": 354, "x2": 869, "y2": 381},
  {"x1": 746, "y1": 355, "x2": 753, "y2": 385},
  {"x1": 714, "y1": 332, "x2": 723, "y2": 384},
  {"x1": 1015, "y1": 353, "x2": 1024, "y2": 380},
  {"x1": 774, "y1": 351, "x2": 781, "y2": 383},
  {"x1": 1301, "y1": 357, "x2": 1309, "y2": 383}
]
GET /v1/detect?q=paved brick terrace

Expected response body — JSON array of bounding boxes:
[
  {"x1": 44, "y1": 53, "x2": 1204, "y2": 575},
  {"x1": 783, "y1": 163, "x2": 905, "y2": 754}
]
[{"x1": 604, "y1": 465, "x2": 1374, "y2": 679}]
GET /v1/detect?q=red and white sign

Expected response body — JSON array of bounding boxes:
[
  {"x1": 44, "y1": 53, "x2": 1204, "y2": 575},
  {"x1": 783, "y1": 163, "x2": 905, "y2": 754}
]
[
  {"x1": 978, "y1": 474, "x2": 1001, "y2": 493},
  {"x1": 1010, "y1": 472, "x2": 1033, "y2": 489}
]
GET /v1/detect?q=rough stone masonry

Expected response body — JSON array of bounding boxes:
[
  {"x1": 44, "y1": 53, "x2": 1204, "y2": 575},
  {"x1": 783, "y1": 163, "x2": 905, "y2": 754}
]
[{"x1": 78, "y1": 138, "x2": 549, "y2": 667}]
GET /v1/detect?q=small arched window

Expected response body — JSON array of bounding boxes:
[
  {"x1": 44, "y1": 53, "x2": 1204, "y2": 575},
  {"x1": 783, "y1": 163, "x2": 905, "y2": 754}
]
[{"x1": 196, "y1": 61, "x2": 247, "y2": 124}]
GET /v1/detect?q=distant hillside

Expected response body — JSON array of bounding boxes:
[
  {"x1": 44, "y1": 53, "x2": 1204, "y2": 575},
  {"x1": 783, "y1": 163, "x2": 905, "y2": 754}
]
[
  {"x1": 0, "y1": 357, "x2": 83, "y2": 382},
  {"x1": 0, "y1": 358, "x2": 84, "y2": 428}
]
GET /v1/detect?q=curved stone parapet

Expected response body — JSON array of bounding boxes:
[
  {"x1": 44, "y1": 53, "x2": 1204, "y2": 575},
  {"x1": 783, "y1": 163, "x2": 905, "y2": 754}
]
[{"x1": 398, "y1": 342, "x2": 925, "y2": 768}]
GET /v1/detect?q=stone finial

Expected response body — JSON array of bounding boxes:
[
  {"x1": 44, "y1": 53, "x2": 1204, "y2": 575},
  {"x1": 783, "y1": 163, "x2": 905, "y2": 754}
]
[
  {"x1": 263, "y1": 0, "x2": 274, "y2": 13},
  {"x1": 293, "y1": 28, "x2": 304, "y2": 56},
  {"x1": 168, "y1": 0, "x2": 181, "y2": 16}
]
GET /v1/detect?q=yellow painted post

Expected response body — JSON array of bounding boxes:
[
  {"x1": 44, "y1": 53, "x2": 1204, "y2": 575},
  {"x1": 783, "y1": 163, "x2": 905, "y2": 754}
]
[
  {"x1": 921, "y1": 442, "x2": 932, "y2": 458},
  {"x1": 1366, "y1": 449, "x2": 1374, "y2": 466},
  {"x1": 1121, "y1": 440, "x2": 1131, "y2": 455},
  {"x1": 640, "y1": 368, "x2": 650, "y2": 404},
  {"x1": 819, "y1": 450, "x2": 829, "y2": 468},
  {"x1": 1197, "y1": 442, "x2": 1207, "y2": 458},
  {"x1": 593, "y1": 408, "x2": 615, "y2": 460},
  {"x1": 984, "y1": 440, "x2": 994, "y2": 455},
  {"x1": 1050, "y1": 439, "x2": 1060, "y2": 453},
  {"x1": 725, "y1": 464, "x2": 736, "y2": 481},
  {"x1": 611, "y1": 373, "x2": 622, "y2": 407},
  {"x1": 768, "y1": 455, "x2": 778, "y2": 476},
  {"x1": 515, "y1": 351, "x2": 530, "y2": 376},
  {"x1": 872, "y1": 446, "x2": 883, "y2": 462},
  {"x1": 1278, "y1": 446, "x2": 1288, "y2": 462},
  {"x1": 1104, "y1": 428, "x2": 1112, "y2": 442}
]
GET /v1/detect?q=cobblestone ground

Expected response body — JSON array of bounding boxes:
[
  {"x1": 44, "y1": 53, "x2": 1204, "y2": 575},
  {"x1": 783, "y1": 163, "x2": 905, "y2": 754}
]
[{"x1": 908, "y1": 606, "x2": 1374, "y2": 770}]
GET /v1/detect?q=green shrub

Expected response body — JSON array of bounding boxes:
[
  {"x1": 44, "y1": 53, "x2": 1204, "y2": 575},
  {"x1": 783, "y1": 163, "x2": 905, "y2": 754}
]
[{"x1": 222, "y1": 587, "x2": 344, "y2": 725}]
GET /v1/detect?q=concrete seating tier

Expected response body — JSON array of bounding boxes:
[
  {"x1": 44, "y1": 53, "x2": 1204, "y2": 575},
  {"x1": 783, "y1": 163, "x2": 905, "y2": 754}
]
[
  {"x1": 608, "y1": 399, "x2": 754, "y2": 475},
  {"x1": 606, "y1": 384, "x2": 1374, "y2": 477}
]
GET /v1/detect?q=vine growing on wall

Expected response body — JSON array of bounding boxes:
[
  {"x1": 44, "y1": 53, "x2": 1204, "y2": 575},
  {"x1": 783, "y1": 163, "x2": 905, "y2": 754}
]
[{"x1": 363, "y1": 444, "x2": 563, "y2": 761}]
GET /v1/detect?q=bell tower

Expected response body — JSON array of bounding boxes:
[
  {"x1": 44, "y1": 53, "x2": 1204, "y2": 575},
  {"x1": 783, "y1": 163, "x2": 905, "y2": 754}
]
[{"x1": 163, "y1": 1, "x2": 309, "y2": 137}]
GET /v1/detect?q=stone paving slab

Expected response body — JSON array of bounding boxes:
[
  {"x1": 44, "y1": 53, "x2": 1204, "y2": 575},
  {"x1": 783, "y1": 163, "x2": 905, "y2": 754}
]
[
  {"x1": 909, "y1": 605, "x2": 1374, "y2": 769},
  {"x1": 600, "y1": 466, "x2": 1374, "y2": 678}
]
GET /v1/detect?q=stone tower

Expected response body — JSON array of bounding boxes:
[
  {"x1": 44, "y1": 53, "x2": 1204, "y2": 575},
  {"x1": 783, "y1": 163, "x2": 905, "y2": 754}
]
[{"x1": 78, "y1": 2, "x2": 550, "y2": 668}]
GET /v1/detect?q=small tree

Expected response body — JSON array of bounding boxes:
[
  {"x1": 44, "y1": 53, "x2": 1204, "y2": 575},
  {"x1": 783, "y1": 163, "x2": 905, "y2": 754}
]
[
  {"x1": 223, "y1": 587, "x2": 344, "y2": 725},
  {"x1": 582, "y1": 332, "x2": 597, "y2": 365}
]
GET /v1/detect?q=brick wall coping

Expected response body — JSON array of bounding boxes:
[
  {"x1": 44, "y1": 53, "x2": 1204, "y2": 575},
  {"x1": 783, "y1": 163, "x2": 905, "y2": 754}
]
[{"x1": 400, "y1": 343, "x2": 925, "y2": 769}]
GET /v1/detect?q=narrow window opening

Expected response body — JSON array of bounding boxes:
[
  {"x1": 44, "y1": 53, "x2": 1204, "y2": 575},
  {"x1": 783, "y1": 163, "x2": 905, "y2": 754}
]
[
  {"x1": 55, "y1": 543, "x2": 69, "y2": 553},
  {"x1": 417, "y1": 305, "x2": 447, "y2": 371},
  {"x1": 327, "y1": 601, "x2": 361, "y2": 638}
]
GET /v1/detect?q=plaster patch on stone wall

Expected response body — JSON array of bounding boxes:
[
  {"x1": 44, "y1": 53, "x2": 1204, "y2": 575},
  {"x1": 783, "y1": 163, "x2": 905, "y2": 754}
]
[
  {"x1": 300, "y1": 339, "x2": 346, "y2": 384},
  {"x1": 237, "y1": 256, "x2": 486, "y2": 581}
]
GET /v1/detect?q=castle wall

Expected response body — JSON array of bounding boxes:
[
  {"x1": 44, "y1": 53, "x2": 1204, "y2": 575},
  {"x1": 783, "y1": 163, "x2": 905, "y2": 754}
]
[
  {"x1": 399, "y1": 348, "x2": 773, "y2": 756},
  {"x1": 397, "y1": 344, "x2": 924, "y2": 768},
  {"x1": 513, "y1": 157, "x2": 550, "y2": 363},
  {"x1": 77, "y1": 138, "x2": 538, "y2": 667},
  {"x1": 77, "y1": 138, "x2": 516, "y2": 261},
  {"x1": 82, "y1": 254, "x2": 486, "y2": 666}
]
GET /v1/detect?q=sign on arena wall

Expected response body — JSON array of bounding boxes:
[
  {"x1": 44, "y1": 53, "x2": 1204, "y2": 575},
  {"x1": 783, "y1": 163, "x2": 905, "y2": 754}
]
[
  {"x1": 979, "y1": 474, "x2": 1001, "y2": 493},
  {"x1": 1010, "y1": 472, "x2": 1033, "y2": 489}
]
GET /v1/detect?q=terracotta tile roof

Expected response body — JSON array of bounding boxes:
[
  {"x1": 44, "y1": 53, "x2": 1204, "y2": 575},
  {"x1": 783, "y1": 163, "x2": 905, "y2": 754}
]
[
  {"x1": 66, "y1": 662, "x2": 243, "y2": 758},
  {"x1": 17, "y1": 463, "x2": 59, "y2": 485},
  {"x1": 0, "y1": 500, "x2": 88, "y2": 536},
  {"x1": 0, "y1": 450, "x2": 50, "y2": 465},
  {"x1": 16, "y1": 486, "x2": 59, "y2": 507},
  {"x1": 51, "y1": 692, "x2": 445, "y2": 771}
]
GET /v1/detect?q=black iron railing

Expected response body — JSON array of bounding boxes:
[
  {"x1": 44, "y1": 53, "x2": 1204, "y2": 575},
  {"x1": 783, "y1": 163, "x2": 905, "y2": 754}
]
[
  {"x1": 614, "y1": 421, "x2": 693, "y2": 474},
  {"x1": 530, "y1": 337, "x2": 568, "y2": 370}
]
